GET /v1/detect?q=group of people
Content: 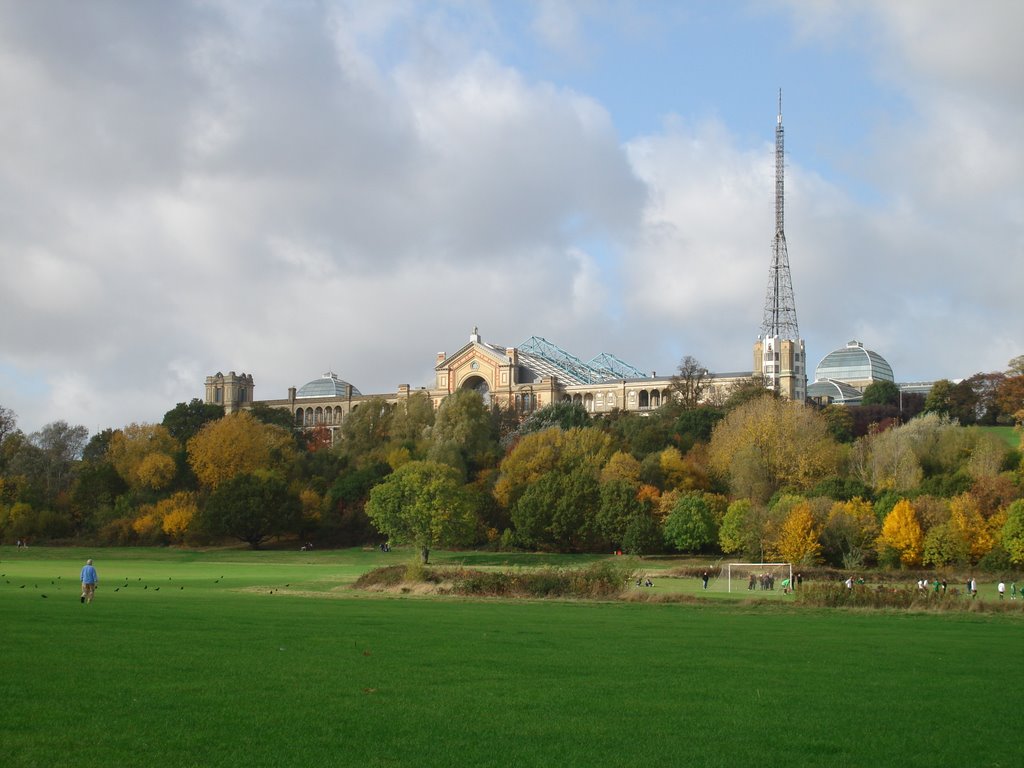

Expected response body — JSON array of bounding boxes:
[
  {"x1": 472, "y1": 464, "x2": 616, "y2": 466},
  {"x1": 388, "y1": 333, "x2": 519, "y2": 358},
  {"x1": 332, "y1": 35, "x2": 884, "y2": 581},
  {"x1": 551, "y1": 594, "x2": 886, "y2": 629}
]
[{"x1": 748, "y1": 572, "x2": 781, "y2": 591}]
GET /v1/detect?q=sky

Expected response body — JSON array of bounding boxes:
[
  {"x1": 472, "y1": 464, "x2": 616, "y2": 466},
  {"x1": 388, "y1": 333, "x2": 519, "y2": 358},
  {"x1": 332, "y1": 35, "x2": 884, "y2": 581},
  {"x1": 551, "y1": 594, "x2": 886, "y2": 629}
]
[{"x1": 1, "y1": 0, "x2": 1022, "y2": 436}]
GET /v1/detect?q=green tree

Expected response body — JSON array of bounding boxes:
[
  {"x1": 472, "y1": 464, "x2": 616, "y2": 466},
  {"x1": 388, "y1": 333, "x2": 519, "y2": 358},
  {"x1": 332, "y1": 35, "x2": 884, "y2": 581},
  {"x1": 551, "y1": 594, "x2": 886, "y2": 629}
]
[
  {"x1": 162, "y1": 398, "x2": 224, "y2": 444},
  {"x1": 390, "y1": 391, "x2": 436, "y2": 443},
  {"x1": 200, "y1": 473, "x2": 302, "y2": 549},
  {"x1": 519, "y1": 401, "x2": 590, "y2": 435},
  {"x1": 663, "y1": 493, "x2": 715, "y2": 553},
  {"x1": 249, "y1": 402, "x2": 297, "y2": 432},
  {"x1": 719, "y1": 499, "x2": 755, "y2": 556},
  {"x1": 1001, "y1": 500, "x2": 1024, "y2": 566},
  {"x1": 861, "y1": 380, "x2": 900, "y2": 407},
  {"x1": 511, "y1": 467, "x2": 601, "y2": 551},
  {"x1": 365, "y1": 460, "x2": 478, "y2": 563},
  {"x1": 428, "y1": 390, "x2": 497, "y2": 477},
  {"x1": 340, "y1": 397, "x2": 395, "y2": 460},
  {"x1": 596, "y1": 479, "x2": 645, "y2": 548}
]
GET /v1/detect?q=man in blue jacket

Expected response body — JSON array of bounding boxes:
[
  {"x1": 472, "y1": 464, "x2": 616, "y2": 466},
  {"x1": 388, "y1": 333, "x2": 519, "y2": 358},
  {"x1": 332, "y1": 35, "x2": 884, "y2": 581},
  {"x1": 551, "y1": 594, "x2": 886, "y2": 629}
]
[{"x1": 81, "y1": 559, "x2": 98, "y2": 604}]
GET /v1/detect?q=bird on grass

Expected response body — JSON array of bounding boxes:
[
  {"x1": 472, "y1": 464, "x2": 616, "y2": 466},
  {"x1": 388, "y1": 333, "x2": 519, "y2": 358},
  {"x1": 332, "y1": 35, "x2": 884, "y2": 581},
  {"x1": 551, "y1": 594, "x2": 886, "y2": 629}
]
[
  {"x1": 41, "y1": 594, "x2": 47, "y2": 599},
  {"x1": 154, "y1": 587, "x2": 160, "y2": 591}
]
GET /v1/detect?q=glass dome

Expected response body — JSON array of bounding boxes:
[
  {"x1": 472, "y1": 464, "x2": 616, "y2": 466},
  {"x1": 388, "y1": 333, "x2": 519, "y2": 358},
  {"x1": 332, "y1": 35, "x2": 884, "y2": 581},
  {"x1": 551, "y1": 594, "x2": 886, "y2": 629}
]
[
  {"x1": 296, "y1": 372, "x2": 361, "y2": 398},
  {"x1": 814, "y1": 341, "x2": 894, "y2": 385},
  {"x1": 807, "y1": 378, "x2": 864, "y2": 404}
]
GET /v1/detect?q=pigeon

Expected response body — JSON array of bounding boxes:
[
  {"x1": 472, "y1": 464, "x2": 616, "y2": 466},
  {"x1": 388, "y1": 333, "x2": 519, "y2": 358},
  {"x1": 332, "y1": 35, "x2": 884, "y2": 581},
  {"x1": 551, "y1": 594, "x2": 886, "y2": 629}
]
[
  {"x1": 154, "y1": 587, "x2": 160, "y2": 591},
  {"x1": 114, "y1": 588, "x2": 119, "y2": 592},
  {"x1": 41, "y1": 594, "x2": 47, "y2": 599}
]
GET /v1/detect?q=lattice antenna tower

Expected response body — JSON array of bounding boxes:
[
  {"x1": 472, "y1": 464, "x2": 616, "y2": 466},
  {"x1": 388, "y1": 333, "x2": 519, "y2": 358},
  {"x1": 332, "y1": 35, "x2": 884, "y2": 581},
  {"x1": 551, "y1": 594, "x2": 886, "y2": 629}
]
[{"x1": 760, "y1": 89, "x2": 800, "y2": 340}]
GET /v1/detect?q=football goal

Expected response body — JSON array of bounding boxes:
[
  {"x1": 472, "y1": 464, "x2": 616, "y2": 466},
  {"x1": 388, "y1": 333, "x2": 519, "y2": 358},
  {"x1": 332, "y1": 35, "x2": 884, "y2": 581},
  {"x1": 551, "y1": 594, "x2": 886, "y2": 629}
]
[{"x1": 726, "y1": 563, "x2": 793, "y2": 593}]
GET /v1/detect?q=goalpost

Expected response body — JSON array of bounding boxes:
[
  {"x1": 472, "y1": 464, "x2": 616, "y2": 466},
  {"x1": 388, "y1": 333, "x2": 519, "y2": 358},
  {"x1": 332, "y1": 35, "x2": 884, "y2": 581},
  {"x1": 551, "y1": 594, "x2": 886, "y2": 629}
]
[{"x1": 726, "y1": 563, "x2": 793, "y2": 593}]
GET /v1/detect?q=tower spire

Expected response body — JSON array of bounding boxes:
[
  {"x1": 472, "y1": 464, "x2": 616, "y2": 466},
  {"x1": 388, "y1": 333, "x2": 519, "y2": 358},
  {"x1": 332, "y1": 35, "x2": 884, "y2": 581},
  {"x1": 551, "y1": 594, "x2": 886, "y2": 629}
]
[
  {"x1": 756, "y1": 90, "x2": 806, "y2": 401},
  {"x1": 761, "y1": 88, "x2": 799, "y2": 340}
]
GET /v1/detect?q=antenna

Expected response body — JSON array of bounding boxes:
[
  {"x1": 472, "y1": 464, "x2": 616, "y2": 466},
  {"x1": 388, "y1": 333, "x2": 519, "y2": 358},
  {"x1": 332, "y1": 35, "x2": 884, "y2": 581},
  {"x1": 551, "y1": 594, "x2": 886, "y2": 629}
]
[{"x1": 760, "y1": 88, "x2": 799, "y2": 340}]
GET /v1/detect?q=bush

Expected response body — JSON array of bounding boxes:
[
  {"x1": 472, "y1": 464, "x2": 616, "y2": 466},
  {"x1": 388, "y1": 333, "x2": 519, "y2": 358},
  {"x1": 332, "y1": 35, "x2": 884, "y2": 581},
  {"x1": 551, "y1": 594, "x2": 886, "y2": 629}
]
[{"x1": 354, "y1": 561, "x2": 636, "y2": 599}]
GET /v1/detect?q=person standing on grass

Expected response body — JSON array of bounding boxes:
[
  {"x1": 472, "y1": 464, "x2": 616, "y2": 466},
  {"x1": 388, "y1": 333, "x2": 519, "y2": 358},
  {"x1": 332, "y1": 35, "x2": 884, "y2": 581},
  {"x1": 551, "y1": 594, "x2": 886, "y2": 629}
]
[
  {"x1": 998, "y1": 581, "x2": 1005, "y2": 600},
  {"x1": 702, "y1": 571, "x2": 709, "y2": 590},
  {"x1": 1011, "y1": 582, "x2": 1017, "y2": 600},
  {"x1": 80, "y1": 559, "x2": 98, "y2": 604}
]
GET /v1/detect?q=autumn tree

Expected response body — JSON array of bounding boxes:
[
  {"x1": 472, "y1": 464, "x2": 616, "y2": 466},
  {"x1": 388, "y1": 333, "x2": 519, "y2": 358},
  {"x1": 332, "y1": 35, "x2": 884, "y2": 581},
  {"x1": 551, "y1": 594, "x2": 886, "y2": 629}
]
[
  {"x1": 108, "y1": 423, "x2": 180, "y2": 491},
  {"x1": 494, "y1": 427, "x2": 613, "y2": 511},
  {"x1": 187, "y1": 411, "x2": 296, "y2": 489},
  {"x1": 708, "y1": 398, "x2": 841, "y2": 503},
  {"x1": 821, "y1": 498, "x2": 878, "y2": 568},
  {"x1": 365, "y1": 460, "x2": 477, "y2": 563},
  {"x1": 600, "y1": 451, "x2": 642, "y2": 485},
  {"x1": 948, "y1": 493, "x2": 997, "y2": 563},
  {"x1": 771, "y1": 502, "x2": 822, "y2": 565},
  {"x1": 877, "y1": 499, "x2": 924, "y2": 567}
]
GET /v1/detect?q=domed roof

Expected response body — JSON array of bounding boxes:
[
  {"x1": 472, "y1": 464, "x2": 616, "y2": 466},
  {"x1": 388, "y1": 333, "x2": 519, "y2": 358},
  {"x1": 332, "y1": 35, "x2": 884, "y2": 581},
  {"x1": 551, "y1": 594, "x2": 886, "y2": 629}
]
[
  {"x1": 296, "y1": 372, "x2": 361, "y2": 399},
  {"x1": 807, "y1": 378, "x2": 864, "y2": 404},
  {"x1": 814, "y1": 341, "x2": 894, "y2": 385}
]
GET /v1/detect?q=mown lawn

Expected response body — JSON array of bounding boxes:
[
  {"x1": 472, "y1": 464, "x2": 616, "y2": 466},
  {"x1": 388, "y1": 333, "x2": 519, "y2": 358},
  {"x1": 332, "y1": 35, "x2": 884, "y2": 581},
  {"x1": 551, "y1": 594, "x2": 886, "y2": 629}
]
[{"x1": 2, "y1": 547, "x2": 1022, "y2": 767}]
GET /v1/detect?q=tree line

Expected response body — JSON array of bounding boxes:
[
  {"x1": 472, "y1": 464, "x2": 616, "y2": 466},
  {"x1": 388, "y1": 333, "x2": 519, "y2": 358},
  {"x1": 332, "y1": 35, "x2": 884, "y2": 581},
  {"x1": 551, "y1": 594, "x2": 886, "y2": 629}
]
[{"x1": 1, "y1": 355, "x2": 1023, "y2": 568}]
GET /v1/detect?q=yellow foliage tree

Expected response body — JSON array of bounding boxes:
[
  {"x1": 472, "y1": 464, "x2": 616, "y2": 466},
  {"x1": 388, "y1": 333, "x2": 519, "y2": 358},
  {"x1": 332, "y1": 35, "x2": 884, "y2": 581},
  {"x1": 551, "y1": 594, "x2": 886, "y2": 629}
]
[
  {"x1": 658, "y1": 446, "x2": 710, "y2": 491},
  {"x1": 299, "y1": 488, "x2": 323, "y2": 522},
  {"x1": 108, "y1": 423, "x2": 180, "y2": 491},
  {"x1": 494, "y1": 426, "x2": 612, "y2": 509},
  {"x1": 877, "y1": 499, "x2": 924, "y2": 567},
  {"x1": 160, "y1": 492, "x2": 198, "y2": 543},
  {"x1": 187, "y1": 411, "x2": 296, "y2": 489},
  {"x1": 708, "y1": 397, "x2": 841, "y2": 502},
  {"x1": 600, "y1": 451, "x2": 642, "y2": 486},
  {"x1": 949, "y1": 493, "x2": 996, "y2": 563},
  {"x1": 771, "y1": 502, "x2": 822, "y2": 565}
]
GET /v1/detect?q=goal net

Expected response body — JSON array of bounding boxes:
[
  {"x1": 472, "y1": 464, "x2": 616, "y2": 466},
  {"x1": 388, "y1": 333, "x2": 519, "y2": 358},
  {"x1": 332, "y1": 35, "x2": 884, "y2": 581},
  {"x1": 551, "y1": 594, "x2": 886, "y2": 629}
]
[{"x1": 726, "y1": 563, "x2": 793, "y2": 593}]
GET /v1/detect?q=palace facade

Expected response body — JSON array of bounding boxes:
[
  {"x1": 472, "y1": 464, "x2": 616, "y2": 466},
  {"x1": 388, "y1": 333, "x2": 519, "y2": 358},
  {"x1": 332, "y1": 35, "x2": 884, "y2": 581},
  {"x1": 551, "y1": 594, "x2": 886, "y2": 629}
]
[{"x1": 204, "y1": 328, "x2": 754, "y2": 440}]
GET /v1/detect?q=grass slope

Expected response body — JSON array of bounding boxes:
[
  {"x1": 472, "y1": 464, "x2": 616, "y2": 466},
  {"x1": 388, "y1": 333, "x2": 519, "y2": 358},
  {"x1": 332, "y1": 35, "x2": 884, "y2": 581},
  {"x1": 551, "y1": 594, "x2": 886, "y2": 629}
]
[{"x1": 2, "y1": 548, "x2": 1022, "y2": 767}]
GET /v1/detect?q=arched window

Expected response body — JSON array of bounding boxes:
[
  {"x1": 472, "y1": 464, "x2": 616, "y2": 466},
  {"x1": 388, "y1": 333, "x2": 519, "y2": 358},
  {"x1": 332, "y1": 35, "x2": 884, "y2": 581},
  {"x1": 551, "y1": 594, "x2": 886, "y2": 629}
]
[
  {"x1": 639, "y1": 390, "x2": 650, "y2": 409},
  {"x1": 295, "y1": 409, "x2": 304, "y2": 427},
  {"x1": 651, "y1": 390, "x2": 660, "y2": 408},
  {"x1": 584, "y1": 393, "x2": 594, "y2": 412}
]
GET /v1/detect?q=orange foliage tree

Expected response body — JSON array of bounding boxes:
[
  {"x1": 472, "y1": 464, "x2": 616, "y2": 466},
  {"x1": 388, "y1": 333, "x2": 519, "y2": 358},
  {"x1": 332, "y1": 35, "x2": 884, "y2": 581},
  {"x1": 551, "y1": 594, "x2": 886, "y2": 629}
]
[
  {"x1": 772, "y1": 502, "x2": 822, "y2": 565},
  {"x1": 108, "y1": 423, "x2": 180, "y2": 491},
  {"x1": 877, "y1": 499, "x2": 924, "y2": 567},
  {"x1": 187, "y1": 411, "x2": 296, "y2": 489}
]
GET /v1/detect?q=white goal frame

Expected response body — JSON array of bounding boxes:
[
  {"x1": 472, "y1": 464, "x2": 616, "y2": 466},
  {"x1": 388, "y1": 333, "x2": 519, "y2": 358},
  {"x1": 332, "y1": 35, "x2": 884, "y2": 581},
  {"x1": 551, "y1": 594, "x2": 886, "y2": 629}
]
[{"x1": 726, "y1": 563, "x2": 793, "y2": 593}]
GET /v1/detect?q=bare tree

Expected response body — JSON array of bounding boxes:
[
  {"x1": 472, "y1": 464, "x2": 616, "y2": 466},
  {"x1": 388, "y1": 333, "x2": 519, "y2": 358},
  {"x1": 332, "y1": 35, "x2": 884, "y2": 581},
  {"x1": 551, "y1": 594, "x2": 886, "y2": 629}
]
[{"x1": 670, "y1": 356, "x2": 708, "y2": 410}]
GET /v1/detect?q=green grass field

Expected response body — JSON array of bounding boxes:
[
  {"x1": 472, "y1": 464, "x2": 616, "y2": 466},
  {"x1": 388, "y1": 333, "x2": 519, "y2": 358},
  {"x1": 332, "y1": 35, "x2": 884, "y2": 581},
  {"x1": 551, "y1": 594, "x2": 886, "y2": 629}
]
[
  {"x1": 979, "y1": 425, "x2": 1021, "y2": 450},
  {"x1": 3, "y1": 547, "x2": 1022, "y2": 767}
]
